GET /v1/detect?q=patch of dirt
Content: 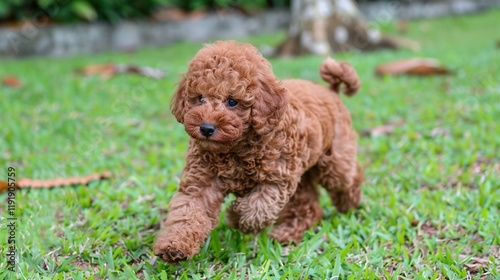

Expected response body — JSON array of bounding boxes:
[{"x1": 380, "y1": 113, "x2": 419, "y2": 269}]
[
  {"x1": 412, "y1": 221, "x2": 498, "y2": 277},
  {"x1": 461, "y1": 255, "x2": 493, "y2": 273},
  {"x1": 428, "y1": 127, "x2": 451, "y2": 138},
  {"x1": 458, "y1": 246, "x2": 500, "y2": 279},
  {"x1": 74, "y1": 259, "x2": 100, "y2": 276},
  {"x1": 470, "y1": 157, "x2": 500, "y2": 176},
  {"x1": 419, "y1": 220, "x2": 439, "y2": 237}
]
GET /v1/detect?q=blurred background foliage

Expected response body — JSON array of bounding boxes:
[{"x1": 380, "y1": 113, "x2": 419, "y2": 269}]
[
  {"x1": 0, "y1": 0, "x2": 286, "y2": 23},
  {"x1": 0, "y1": 0, "x2": 441, "y2": 23}
]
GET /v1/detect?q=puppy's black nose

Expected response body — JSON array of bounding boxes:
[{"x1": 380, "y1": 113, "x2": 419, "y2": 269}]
[{"x1": 200, "y1": 124, "x2": 216, "y2": 137}]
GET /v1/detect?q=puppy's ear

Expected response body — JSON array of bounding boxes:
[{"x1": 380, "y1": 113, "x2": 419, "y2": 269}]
[
  {"x1": 170, "y1": 77, "x2": 188, "y2": 123},
  {"x1": 251, "y1": 75, "x2": 288, "y2": 135}
]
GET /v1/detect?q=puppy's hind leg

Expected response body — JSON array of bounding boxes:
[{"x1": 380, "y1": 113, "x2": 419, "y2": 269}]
[
  {"x1": 317, "y1": 132, "x2": 363, "y2": 213},
  {"x1": 269, "y1": 168, "x2": 323, "y2": 244}
]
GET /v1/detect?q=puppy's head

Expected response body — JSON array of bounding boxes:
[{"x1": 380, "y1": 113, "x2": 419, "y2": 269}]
[{"x1": 171, "y1": 41, "x2": 288, "y2": 152}]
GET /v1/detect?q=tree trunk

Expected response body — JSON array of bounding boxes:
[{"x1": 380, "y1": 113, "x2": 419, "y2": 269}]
[{"x1": 275, "y1": 0, "x2": 412, "y2": 57}]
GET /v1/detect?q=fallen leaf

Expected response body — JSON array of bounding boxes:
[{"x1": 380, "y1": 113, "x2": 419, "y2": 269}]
[
  {"x1": 361, "y1": 120, "x2": 405, "y2": 137},
  {"x1": 375, "y1": 58, "x2": 451, "y2": 76},
  {"x1": 151, "y1": 7, "x2": 208, "y2": 21},
  {"x1": 459, "y1": 254, "x2": 491, "y2": 272},
  {"x1": 76, "y1": 64, "x2": 165, "y2": 79},
  {"x1": 0, "y1": 171, "x2": 111, "y2": 192},
  {"x1": 118, "y1": 65, "x2": 165, "y2": 79},
  {"x1": 410, "y1": 218, "x2": 419, "y2": 227},
  {"x1": 0, "y1": 21, "x2": 26, "y2": 28},
  {"x1": 396, "y1": 20, "x2": 408, "y2": 34},
  {"x1": 151, "y1": 7, "x2": 187, "y2": 21},
  {"x1": 0, "y1": 180, "x2": 8, "y2": 192},
  {"x1": 2, "y1": 76, "x2": 22, "y2": 88},
  {"x1": 76, "y1": 63, "x2": 116, "y2": 79}
]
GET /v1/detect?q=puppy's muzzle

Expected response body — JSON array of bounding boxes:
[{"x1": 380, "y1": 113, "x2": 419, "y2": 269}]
[{"x1": 200, "y1": 123, "x2": 216, "y2": 138}]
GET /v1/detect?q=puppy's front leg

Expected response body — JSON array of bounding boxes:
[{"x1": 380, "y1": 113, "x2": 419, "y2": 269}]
[
  {"x1": 233, "y1": 184, "x2": 290, "y2": 234},
  {"x1": 154, "y1": 184, "x2": 223, "y2": 263}
]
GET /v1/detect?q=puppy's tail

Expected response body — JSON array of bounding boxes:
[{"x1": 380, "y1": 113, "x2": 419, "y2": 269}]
[{"x1": 319, "y1": 58, "x2": 361, "y2": 96}]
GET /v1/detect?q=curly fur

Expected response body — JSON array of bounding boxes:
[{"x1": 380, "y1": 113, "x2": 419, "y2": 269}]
[{"x1": 154, "y1": 41, "x2": 364, "y2": 263}]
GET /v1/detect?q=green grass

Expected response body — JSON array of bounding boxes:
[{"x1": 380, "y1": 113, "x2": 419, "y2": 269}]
[{"x1": 1, "y1": 8, "x2": 499, "y2": 280}]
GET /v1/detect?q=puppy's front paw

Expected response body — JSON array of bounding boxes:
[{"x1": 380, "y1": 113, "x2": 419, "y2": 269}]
[
  {"x1": 154, "y1": 243, "x2": 188, "y2": 263},
  {"x1": 153, "y1": 232, "x2": 198, "y2": 263}
]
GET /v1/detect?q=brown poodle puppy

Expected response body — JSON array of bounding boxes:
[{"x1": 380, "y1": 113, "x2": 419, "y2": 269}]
[{"x1": 154, "y1": 41, "x2": 363, "y2": 263}]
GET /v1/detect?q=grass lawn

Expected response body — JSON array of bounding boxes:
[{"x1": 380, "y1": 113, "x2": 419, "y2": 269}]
[{"x1": 1, "y1": 8, "x2": 499, "y2": 280}]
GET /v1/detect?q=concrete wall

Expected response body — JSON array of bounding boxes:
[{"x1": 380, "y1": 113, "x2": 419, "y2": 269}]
[{"x1": 0, "y1": 10, "x2": 289, "y2": 58}]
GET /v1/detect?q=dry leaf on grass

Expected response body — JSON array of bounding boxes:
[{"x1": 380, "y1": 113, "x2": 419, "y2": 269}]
[
  {"x1": 361, "y1": 120, "x2": 405, "y2": 137},
  {"x1": 459, "y1": 254, "x2": 492, "y2": 272},
  {"x1": 0, "y1": 180, "x2": 8, "y2": 192},
  {"x1": 2, "y1": 76, "x2": 22, "y2": 88},
  {"x1": 396, "y1": 20, "x2": 408, "y2": 34},
  {"x1": 76, "y1": 64, "x2": 165, "y2": 79},
  {"x1": 76, "y1": 64, "x2": 116, "y2": 79},
  {"x1": 375, "y1": 58, "x2": 452, "y2": 76},
  {"x1": 0, "y1": 171, "x2": 111, "y2": 192}
]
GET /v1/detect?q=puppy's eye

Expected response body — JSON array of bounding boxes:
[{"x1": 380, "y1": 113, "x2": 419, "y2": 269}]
[
  {"x1": 198, "y1": 95, "x2": 205, "y2": 103},
  {"x1": 226, "y1": 98, "x2": 238, "y2": 107}
]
